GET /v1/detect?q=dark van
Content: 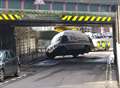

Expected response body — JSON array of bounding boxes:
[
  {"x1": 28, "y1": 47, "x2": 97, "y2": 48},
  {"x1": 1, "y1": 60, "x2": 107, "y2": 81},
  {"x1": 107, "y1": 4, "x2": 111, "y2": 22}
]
[{"x1": 46, "y1": 30, "x2": 93, "y2": 58}]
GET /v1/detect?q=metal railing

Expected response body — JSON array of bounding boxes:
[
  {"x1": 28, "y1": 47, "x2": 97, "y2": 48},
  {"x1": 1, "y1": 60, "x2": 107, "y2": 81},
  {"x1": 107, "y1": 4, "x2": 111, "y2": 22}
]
[{"x1": 19, "y1": 47, "x2": 47, "y2": 64}]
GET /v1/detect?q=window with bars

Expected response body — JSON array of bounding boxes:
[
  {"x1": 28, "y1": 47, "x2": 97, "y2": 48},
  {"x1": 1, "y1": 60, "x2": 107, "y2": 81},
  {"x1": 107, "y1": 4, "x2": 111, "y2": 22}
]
[
  {"x1": 24, "y1": 0, "x2": 34, "y2": 9},
  {"x1": 0, "y1": 0, "x2": 5, "y2": 8},
  {"x1": 78, "y1": 3, "x2": 88, "y2": 11},
  {"x1": 8, "y1": 0, "x2": 20, "y2": 9},
  {"x1": 89, "y1": 4, "x2": 99, "y2": 12},
  {"x1": 39, "y1": 2, "x2": 50, "y2": 10},
  {"x1": 66, "y1": 3, "x2": 75, "y2": 11},
  {"x1": 100, "y1": 5, "x2": 110, "y2": 12},
  {"x1": 52, "y1": 2, "x2": 63, "y2": 11},
  {"x1": 111, "y1": 5, "x2": 116, "y2": 12}
]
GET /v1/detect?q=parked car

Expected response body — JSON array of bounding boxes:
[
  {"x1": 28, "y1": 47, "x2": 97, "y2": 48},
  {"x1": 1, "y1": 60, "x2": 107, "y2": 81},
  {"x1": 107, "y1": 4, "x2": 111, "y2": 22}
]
[
  {"x1": 0, "y1": 50, "x2": 20, "y2": 82},
  {"x1": 46, "y1": 30, "x2": 93, "y2": 58}
]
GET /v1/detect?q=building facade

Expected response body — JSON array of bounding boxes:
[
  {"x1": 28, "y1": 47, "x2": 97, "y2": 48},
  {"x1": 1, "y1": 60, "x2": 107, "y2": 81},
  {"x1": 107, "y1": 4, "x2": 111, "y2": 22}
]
[
  {"x1": 0, "y1": 0, "x2": 117, "y2": 12},
  {"x1": 0, "y1": 0, "x2": 117, "y2": 33}
]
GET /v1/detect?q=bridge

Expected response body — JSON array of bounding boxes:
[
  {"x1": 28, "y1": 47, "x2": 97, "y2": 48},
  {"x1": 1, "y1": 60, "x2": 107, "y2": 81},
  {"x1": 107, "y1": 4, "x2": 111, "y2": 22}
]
[{"x1": 0, "y1": 9, "x2": 115, "y2": 26}]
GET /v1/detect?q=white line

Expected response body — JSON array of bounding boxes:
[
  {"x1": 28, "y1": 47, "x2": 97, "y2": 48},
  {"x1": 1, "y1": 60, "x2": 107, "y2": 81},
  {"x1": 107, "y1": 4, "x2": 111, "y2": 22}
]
[
  {"x1": 18, "y1": 76, "x2": 23, "y2": 78},
  {"x1": 17, "y1": 76, "x2": 21, "y2": 79},
  {"x1": 17, "y1": 74, "x2": 27, "y2": 79},
  {"x1": 11, "y1": 78, "x2": 16, "y2": 81},
  {"x1": 4, "y1": 81, "x2": 9, "y2": 83},
  {"x1": 22, "y1": 74, "x2": 27, "y2": 77}
]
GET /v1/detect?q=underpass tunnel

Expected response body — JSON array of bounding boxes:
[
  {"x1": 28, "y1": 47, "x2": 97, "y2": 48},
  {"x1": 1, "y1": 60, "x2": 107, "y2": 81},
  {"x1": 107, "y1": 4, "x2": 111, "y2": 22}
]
[
  {"x1": 0, "y1": 21, "x2": 116, "y2": 64},
  {"x1": 0, "y1": 12, "x2": 117, "y2": 85},
  {"x1": 0, "y1": 20, "x2": 118, "y2": 87},
  {"x1": 13, "y1": 23, "x2": 118, "y2": 87},
  {"x1": 13, "y1": 24, "x2": 115, "y2": 59}
]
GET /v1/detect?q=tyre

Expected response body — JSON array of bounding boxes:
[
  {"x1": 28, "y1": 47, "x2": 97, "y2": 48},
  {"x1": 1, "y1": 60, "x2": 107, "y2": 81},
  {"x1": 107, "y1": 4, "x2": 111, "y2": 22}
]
[
  {"x1": 14, "y1": 66, "x2": 20, "y2": 77},
  {"x1": 0, "y1": 69, "x2": 4, "y2": 82}
]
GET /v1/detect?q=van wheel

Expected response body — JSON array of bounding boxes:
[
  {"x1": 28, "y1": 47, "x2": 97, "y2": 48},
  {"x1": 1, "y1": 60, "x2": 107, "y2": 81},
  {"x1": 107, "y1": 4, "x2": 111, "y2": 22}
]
[
  {"x1": 14, "y1": 66, "x2": 20, "y2": 77},
  {"x1": 0, "y1": 69, "x2": 4, "y2": 82}
]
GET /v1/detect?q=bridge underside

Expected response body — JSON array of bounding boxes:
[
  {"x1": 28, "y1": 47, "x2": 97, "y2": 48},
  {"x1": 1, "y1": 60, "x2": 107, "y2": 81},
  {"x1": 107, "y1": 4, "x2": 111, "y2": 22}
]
[{"x1": 0, "y1": 20, "x2": 114, "y2": 26}]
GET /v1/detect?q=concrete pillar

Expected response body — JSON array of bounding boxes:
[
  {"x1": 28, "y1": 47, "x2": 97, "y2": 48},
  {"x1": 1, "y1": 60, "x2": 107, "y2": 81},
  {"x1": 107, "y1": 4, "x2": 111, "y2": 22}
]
[
  {"x1": 115, "y1": 4, "x2": 120, "y2": 85},
  {"x1": 117, "y1": 5, "x2": 120, "y2": 43},
  {"x1": 0, "y1": 25, "x2": 16, "y2": 54}
]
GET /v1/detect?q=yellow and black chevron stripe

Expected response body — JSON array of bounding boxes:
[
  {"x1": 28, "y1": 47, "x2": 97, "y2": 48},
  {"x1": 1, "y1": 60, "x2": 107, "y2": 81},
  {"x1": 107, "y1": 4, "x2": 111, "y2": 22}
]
[
  {"x1": 97, "y1": 40, "x2": 111, "y2": 49},
  {"x1": 61, "y1": 15, "x2": 112, "y2": 22},
  {"x1": 0, "y1": 13, "x2": 23, "y2": 21}
]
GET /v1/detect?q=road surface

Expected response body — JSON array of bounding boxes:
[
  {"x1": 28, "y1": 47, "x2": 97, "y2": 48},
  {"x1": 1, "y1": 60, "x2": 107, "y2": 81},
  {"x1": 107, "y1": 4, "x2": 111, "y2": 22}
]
[{"x1": 0, "y1": 51, "x2": 118, "y2": 88}]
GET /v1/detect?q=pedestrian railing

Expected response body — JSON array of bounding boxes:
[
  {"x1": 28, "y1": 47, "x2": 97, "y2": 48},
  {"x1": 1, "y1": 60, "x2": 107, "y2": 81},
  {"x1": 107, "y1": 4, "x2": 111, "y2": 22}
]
[{"x1": 19, "y1": 47, "x2": 47, "y2": 64}]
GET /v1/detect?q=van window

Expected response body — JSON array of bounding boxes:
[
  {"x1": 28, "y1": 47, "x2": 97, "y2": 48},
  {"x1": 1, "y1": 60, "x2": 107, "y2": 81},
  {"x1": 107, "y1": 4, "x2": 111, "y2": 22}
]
[{"x1": 61, "y1": 35, "x2": 68, "y2": 43}]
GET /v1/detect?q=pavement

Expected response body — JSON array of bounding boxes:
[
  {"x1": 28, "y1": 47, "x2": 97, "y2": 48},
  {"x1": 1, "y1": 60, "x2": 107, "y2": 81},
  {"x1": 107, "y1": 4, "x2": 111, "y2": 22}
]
[{"x1": 0, "y1": 51, "x2": 118, "y2": 88}]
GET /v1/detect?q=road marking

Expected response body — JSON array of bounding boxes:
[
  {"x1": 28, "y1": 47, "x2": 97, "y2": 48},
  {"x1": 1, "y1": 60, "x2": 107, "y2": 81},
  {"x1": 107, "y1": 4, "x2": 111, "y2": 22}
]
[
  {"x1": 11, "y1": 78, "x2": 16, "y2": 81},
  {"x1": 17, "y1": 76, "x2": 21, "y2": 79},
  {"x1": 4, "y1": 81, "x2": 9, "y2": 83},
  {"x1": 23, "y1": 74, "x2": 27, "y2": 77},
  {"x1": 0, "y1": 74, "x2": 28, "y2": 87}
]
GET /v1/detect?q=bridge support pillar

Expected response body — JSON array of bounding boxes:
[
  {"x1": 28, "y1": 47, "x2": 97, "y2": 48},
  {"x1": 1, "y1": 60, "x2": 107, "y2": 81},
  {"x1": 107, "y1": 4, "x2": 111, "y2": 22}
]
[
  {"x1": 0, "y1": 24, "x2": 16, "y2": 53},
  {"x1": 115, "y1": 4, "x2": 120, "y2": 85}
]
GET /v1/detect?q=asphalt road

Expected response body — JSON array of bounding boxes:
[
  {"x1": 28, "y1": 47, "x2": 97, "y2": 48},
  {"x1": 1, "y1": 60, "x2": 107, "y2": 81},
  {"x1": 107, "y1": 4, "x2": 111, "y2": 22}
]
[{"x1": 0, "y1": 51, "x2": 118, "y2": 88}]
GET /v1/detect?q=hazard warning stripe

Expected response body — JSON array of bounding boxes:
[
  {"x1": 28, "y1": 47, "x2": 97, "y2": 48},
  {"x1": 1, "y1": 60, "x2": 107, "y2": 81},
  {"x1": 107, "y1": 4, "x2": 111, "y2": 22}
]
[
  {"x1": 72, "y1": 16, "x2": 78, "y2": 21},
  {"x1": 84, "y1": 16, "x2": 91, "y2": 21},
  {"x1": 78, "y1": 16, "x2": 85, "y2": 21},
  {"x1": 0, "y1": 13, "x2": 23, "y2": 21},
  {"x1": 0, "y1": 16, "x2": 3, "y2": 20},
  {"x1": 14, "y1": 14, "x2": 22, "y2": 20},
  {"x1": 107, "y1": 17, "x2": 112, "y2": 22},
  {"x1": 90, "y1": 16, "x2": 96, "y2": 21},
  {"x1": 2, "y1": 14, "x2": 9, "y2": 20},
  {"x1": 61, "y1": 15, "x2": 112, "y2": 22},
  {"x1": 96, "y1": 16, "x2": 102, "y2": 22},
  {"x1": 8, "y1": 14, "x2": 15, "y2": 20},
  {"x1": 101, "y1": 17, "x2": 107, "y2": 22}
]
